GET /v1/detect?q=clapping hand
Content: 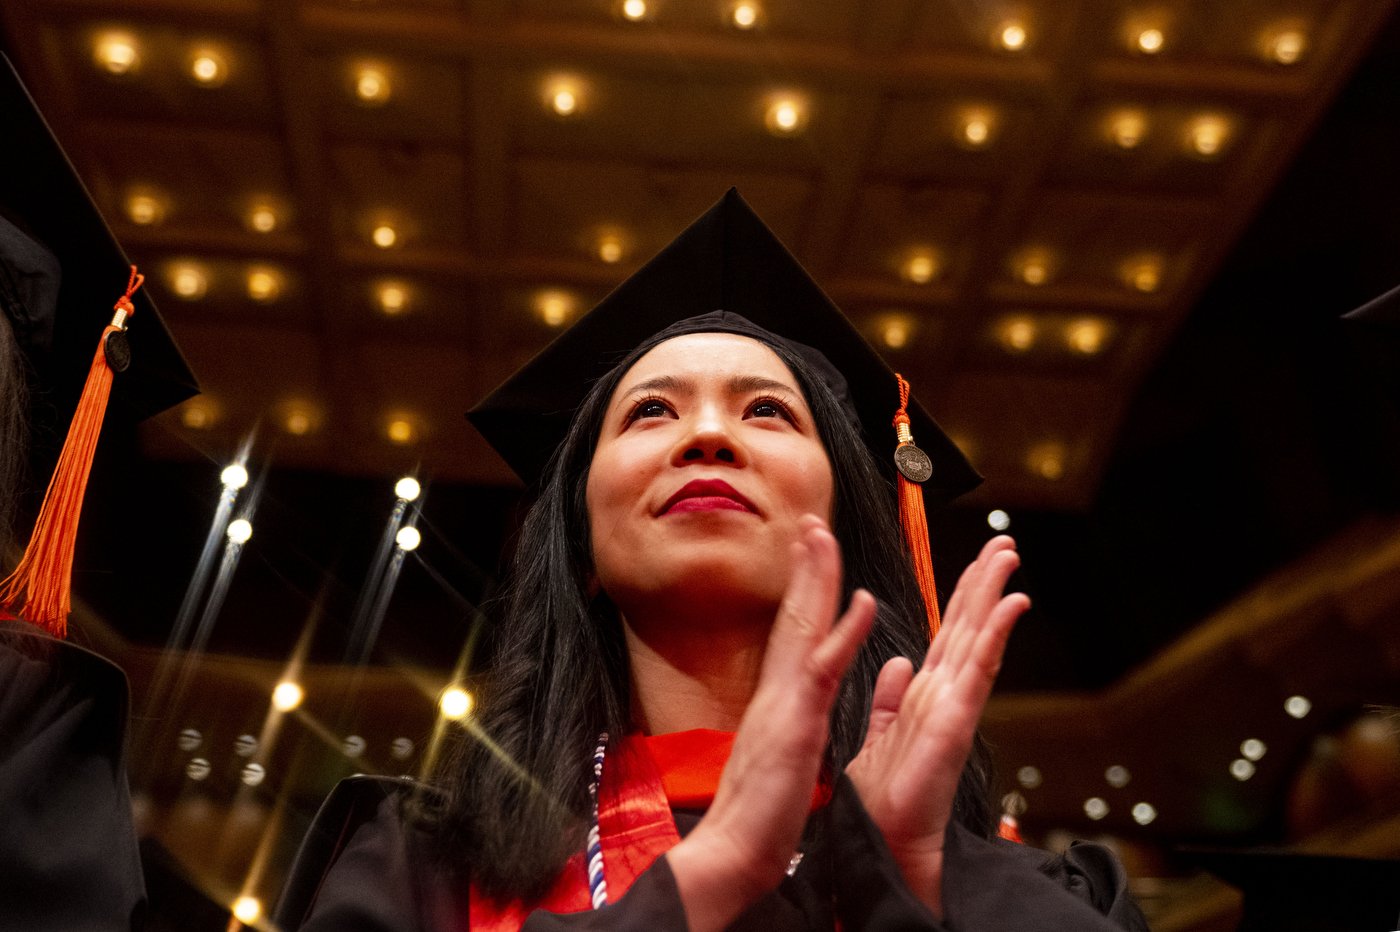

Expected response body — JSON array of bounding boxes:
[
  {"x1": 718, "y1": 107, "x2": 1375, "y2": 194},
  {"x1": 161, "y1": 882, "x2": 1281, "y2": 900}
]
[{"x1": 845, "y1": 535, "x2": 1030, "y2": 917}]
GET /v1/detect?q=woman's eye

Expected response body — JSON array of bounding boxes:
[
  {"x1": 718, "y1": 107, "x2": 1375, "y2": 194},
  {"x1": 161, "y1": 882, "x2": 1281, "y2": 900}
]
[
  {"x1": 749, "y1": 401, "x2": 785, "y2": 419},
  {"x1": 635, "y1": 401, "x2": 671, "y2": 419}
]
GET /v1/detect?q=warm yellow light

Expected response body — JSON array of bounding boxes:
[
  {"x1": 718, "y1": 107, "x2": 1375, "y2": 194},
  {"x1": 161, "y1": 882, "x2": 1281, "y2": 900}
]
[
  {"x1": 285, "y1": 409, "x2": 312, "y2": 436},
  {"x1": 249, "y1": 205, "x2": 277, "y2": 233},
  {"x1": 227, "y1": 518, "x2": 253, "y2": 543},
  {"x1": 94, "y1": 33, "x2": 139, "y2": 76},
  {"x1": 232, "y1": 896, "x2": 261, "y2": 924},
  {"x1": 552, "y1": 89, "x2": 577, "y2": 115},
  {"x1": 246, "y1": 267, "x2": 281, "y2": 303},
  {"x1": 536, "y1": 290, "x2": 575, "y2": 327},
  {"x1": 1065, "y1": 318, "x2": 1107, "y2": 355},
  {"x1": 396, "y1": 526, "x2": 422, "y2": 551},
  {"x1": 221, "y1": 464, "x2": 249, "y2": 489},
  {"x1": 1109, "y1": 110, "x2": 1146, "y2": 149},
  {"x1": 733, "y1": 3, "x2": 758, "y2": 28},
  {"x1": 1136, "y1": 28, "x2": 1164, "y2": 53},
  {"x1": 881, "y1": 319, "x2": 910, "y2": 350},
  {"x1": 440, "y1": 687, "x2": 473, "y2": 720},
  {"x1": 182, "y1": 402, "x2": 213, "y2": 430},
  {"x1": 377, "y1": 281, "x2": 410, "y2": 315},
  {"x1": 372, "y1": 224, "x2": 397, "y2": 248},
  {"x1": 272, "y1": 681, "x2": 303, "y2": 711},
  {"x1": 1269, "y1": 30, "x2": 1305, "y2": 65},
  {"x1": 1121, "y1": 255, "x2": 1162, "y2": 293},
  {"x1": 1014, "y1": 248, "x2": 1053, "y2": 286},
  {"x1": 903, "y1": 251, "x2": 940, "y2": 284},
  {"x1": 169, "y1": 263, "x2": 208, "y2": 300},
  {"x1": 356, "y1": 66, "x2": 390, "y2": 104},
  {"x1": 189, "y1": 52, "x2": 227, "y2": 87},
  {"x1": 964, "y1": 118, "x2": 990, "y2": 146},
  {"x1": 395, "y1": 477, "x2": 421, "y2": 501},
  {"x1": 622, "y1": 0, "x2": 647, "y2": 20},
  {"x1": 1188, "y1": 115, "x2": 1230, "y2": 157},
  {"x1": 1027, "y1": 442, "x2": 1065, "y2": 480},
  {"x1": 765, "y1": 98, "x2": 805, "y2": 136},
  {"x1": 998, "y1": 316, "x2": 1037, "y2": 353},
  {"x1": 387, "y1": 419, "x2": 414, "y2": 444},
  {"x1": 126, "y1": 193, "x2": 164, "y2": 226},
  {"x1": 598, "y1": 235, "x2": 624, "y2": 264},
  {"x1": 1000, "y1": 22, "x2": 1027, "y2": 51}
]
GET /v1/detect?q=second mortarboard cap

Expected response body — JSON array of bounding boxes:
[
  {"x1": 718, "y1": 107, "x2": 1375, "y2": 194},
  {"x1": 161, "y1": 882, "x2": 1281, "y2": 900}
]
[
  {"x1": 0, "y1": 54, "x2": 200, "y2": 635},
  {"x1": 469, "y1": 188, "x2": 980, "y2": 633}
]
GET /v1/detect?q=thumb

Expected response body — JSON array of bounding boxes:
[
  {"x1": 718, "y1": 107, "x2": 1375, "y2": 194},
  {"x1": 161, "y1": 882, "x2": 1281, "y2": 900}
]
[{"x1": 863, "y1": 656, "x2": 914, "y2": 748}]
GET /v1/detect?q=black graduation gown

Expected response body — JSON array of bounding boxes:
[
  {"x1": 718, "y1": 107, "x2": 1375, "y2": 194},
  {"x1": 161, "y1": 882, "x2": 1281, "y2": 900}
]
[
  {"x1": 0, "y1": 617, "x2": 146, "y2": 931},
  {"x1": 281, "y1": 773, "x2": 1148, "y2": 932}
]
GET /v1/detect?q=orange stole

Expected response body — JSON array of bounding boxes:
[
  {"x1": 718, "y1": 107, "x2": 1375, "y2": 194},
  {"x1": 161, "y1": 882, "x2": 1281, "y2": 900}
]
[{"x1": 467, "y1": 733, "x2": 688, "y2": 932}]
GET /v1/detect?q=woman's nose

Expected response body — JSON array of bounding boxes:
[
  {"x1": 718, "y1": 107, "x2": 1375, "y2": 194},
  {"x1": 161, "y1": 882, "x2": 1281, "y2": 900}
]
[{"x1": 678, "y1": 409, "x2": 740, "y2": 464}]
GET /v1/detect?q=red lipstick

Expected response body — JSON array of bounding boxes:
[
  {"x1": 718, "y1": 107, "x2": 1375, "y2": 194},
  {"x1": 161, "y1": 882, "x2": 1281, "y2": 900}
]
[{"x1": 659, "y1": 479, "x2": 758, "y2": 516}]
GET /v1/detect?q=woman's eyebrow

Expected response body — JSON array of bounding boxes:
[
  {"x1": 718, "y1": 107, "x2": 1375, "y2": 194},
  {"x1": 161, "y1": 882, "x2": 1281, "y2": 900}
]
[
  {"x1": 621, "y1": 374, "x2": 694, "y2": 396},
  {"x1": 728, "y1": 375, "x2": 797, "y2": 396}
]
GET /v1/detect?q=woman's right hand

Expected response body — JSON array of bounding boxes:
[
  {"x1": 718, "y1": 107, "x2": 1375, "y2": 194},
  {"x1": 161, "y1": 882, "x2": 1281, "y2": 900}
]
[{"x1": 666, "y1": 515, "x2": 876, "y2": 932}]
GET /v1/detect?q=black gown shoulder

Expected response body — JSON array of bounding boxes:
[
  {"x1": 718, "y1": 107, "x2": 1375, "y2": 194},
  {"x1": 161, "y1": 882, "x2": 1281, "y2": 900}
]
[
  {"x1": 284, "y1": 773, "x2": 1147, "y2": 932},
  {"x1": 0, "y1": 619, "x2": 146, "y2": 932}
]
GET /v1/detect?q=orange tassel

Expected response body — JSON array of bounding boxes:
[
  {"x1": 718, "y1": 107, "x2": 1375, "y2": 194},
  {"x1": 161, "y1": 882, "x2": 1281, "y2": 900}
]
[
  {"x1": 892, "y1": 374, "x2": 940, "y2": 637},
  {"x1": 0, "y1": 267, "x2": 142, "y2": 637}
]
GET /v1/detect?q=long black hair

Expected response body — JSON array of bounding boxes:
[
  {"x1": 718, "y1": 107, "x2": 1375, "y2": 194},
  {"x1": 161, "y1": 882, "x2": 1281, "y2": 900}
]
[{"x1": 430, "y1": 332, "x2": 996, "y2": 902}]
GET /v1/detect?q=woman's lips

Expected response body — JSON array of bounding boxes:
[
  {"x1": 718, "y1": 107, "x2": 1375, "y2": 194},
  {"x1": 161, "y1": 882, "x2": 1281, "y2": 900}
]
[
  {"x1": 659, "y1": 479, "x2": 758, "y2": 515},
  {"x1": 665, "y1": 496, "x2": 753, "y2": 514}
]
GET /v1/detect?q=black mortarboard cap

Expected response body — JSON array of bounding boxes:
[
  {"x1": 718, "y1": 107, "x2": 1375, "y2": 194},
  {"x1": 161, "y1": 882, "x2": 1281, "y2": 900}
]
[
  {"x1": 1186, "y1": 847, "x2": 1400, "y2": 932},
  {"x1": 0, "y1": 53, "x2": 198, "y2": 422},
  {"x1": 468, "y1": 188, "x2": 981, "y2": 508}
]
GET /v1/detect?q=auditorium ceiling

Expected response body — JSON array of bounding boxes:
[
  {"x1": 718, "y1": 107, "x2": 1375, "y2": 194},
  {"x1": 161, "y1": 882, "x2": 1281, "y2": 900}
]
[{"x1": 4, "y1": 0, "x2": 1397, "y2": 508}]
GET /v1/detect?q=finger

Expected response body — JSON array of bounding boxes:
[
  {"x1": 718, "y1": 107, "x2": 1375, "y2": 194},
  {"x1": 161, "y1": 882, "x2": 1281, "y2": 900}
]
[
  {"x1": 766, "y1": 522, "x2": 840, "y2": 666},
  {"x1": 808, "y1": 589, "x2": 876, "y2": 697},
  {"x1": 863, "y1": 656, "x2": 914, "y2": 748},
  {"x1": 948, "y1": 591, "x2": 1030, "y2": 708},
  {"x1": 925, "y1": 536, "x2": 1017, "y2": 670},
  {"x1": 942, "y1": 549, "x2": 1021, "y2": 675}
]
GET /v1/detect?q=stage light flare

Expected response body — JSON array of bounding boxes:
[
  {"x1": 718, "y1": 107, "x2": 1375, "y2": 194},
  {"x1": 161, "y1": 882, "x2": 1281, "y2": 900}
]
[
  {"x1": 1230, "y1": 758, "x2": 1255, "y2": 780},
  {"x1": 391, "y1": 737, "x2": 414, "y2": 759},
  {"x1": 387, "y1": 419, "x2": 415, "y2": 444},
  {"x1": 597, "y1": 234, "x2": 624, "y2": 264},
  {"x1": 272, "y1": 681, "x2": 303, "y2": 711},
  {"x1": 234, "y1": 734, "x2": 258, "y2": 756},
  {"x1": 1241, "y1": 739, "x2": 1267, "y2": 761},
  {"x1": 1132, "y1": 802, "x2": 1157, "y2": 825},
  {"x1": 126, "y1": 192, "x2": 164, "y2": 226},
  {"x1": 1105, "y1": 765, "x2": 1131, "y2": 788},
  {"x1": 248, "y1": 205, "x2": 277, "y2": 233},
  {"x1": 1108, "y1": 109, "x2": 1147, "y2": 149},
  {"x1": 1084, "y1": 797, "x2": 1109, "y2": 820},
  {"x1": 240, "y1": 762, "x2": 266, "y2": 786},
  {"x1": 221, "y1": 465, "x2": 249, "y2": 489},
  {"x1": 372, "y1": 224, "x2": 397, "y2": 248},
  {"x1": 396, "y1": 477, "x2": 421, "y2": 501},
  {"x1": 622, "y1": 0, "x2": 647, "y2": 20},
  {"x1": 988, "y1": 510, "x2": 1011, "y2": 531},
  {"x1": 1066, "y1": 318, "x2": 1108, "y2": 356},
  {"x1": 1027, "y1": 442, "x2": 1065, "y2": 480},
  {"x1": 1188, "y1": 115, "x2": 1231, "y2": 157},
  {"x1": 1286, "y1": 695, "x2": 1312, "y2": 718},
  {"x1": 232, "y1": 896, "x2": 261, "y2": 923},
  {"x1": 1136, "y1": 28, "x2": 1164, "y2": 53},
  {"x1": 733, "y1": 3, "x2": 758, "y2": 28},
  {"x1": 396, "y1": 526, "x2": 421, "y2": 551},
  {"x1": 440, "y1": 687, "x2": 472, "y2": 720},
  {"x1": 343, "y1": 735, "x2": 366, "y2": 758},
  {"x1": 182, "y1": 400, "x2": 215, "y2": 430},
  {"x1": 880, "y1": 318, "x2": 910, "y2": 350},
  {"x1": 536, "y1": 290, "x2": 575, "y2": 327},
  {"x1": 227, "y1": 519, "x2": 253, "y2": 543},
  {"x1": 186, "y1": 757, "x2": 211, "y2": 780},
  {"x1": 1017, "y1": 765, "x2": 1041, "y2": 788}
]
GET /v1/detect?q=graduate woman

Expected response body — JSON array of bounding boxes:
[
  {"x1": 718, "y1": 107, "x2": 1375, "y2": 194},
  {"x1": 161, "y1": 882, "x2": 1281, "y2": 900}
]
[{"x1": 282, "y1": 191, "x2": 1147, "y2": 932}]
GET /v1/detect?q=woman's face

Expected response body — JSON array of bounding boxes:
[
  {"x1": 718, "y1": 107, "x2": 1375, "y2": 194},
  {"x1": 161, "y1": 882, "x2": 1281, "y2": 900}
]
[{"x1": 587, "y1": 332, "x2": 834, "y2": 613}]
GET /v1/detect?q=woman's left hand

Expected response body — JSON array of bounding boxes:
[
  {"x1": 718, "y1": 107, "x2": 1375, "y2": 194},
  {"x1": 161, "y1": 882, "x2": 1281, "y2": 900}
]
[{"x1": 844, "y1": 535, "x2": 1030, "y2": 918}]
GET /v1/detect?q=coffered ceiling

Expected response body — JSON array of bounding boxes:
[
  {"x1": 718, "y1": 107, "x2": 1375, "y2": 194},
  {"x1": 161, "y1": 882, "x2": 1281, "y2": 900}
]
[{"x1": 3, "y1": 0, "x2": 1395, "y2": 509}]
